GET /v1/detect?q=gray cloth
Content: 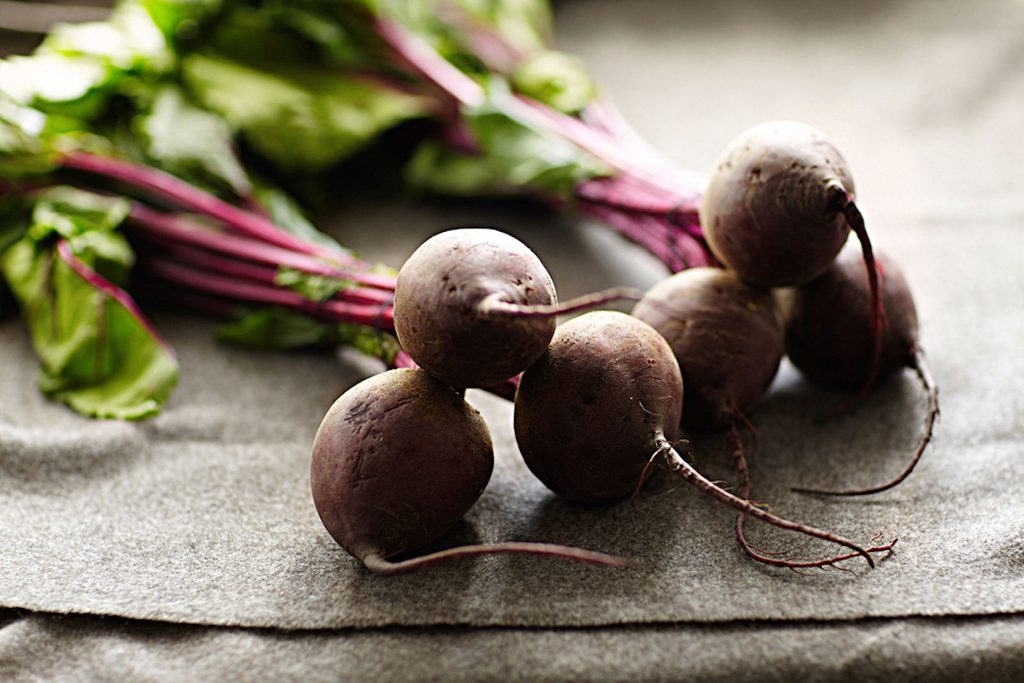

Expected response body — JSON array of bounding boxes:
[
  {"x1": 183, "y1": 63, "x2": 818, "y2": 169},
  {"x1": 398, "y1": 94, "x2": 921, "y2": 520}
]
[
  {"x1": 2, "y1": 612, "x2": 1023, "y2": 683},
  {"x1": 2, "y1": 0, "x2": 1024, "y2": 676}
]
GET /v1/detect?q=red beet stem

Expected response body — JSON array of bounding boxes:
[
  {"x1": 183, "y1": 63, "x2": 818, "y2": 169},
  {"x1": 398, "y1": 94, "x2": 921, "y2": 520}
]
[
  {"x1": 59, "y1": 151, "x2": 337, "y2": 257},
  {"x1": 134, "y1": 232, "x2": 395, "y2": 307},
  {"x1": 477, "y1": 286, "x2": 643, "y2": 318},
  {"x1": 129, "y1": 204, "x2": 396, "y2": 291},
  {"x1": 361, "y1": 542, "x2": 630, "y2": 576},
  {"x1": 372, "y1": 18, "x2": 703, "y2": 200},
  {"x1": 141, "y1": 256, "x2": 395, "y2": 329},
  {"x1": 841, "y1": 199, "x2": 884, "y2": 400},
  {"x1": 577, "y1": 201, "x2": 712, "y2": 272}
]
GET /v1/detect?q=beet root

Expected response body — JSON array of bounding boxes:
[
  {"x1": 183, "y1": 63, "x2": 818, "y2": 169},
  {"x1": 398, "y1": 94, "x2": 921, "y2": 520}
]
[
  {"x1": 515, "y1": 311, "x2": 684, "y2": 502},
  {"x1": 394, "y1": 228, "x2": 557, "y2": 388},
  {"x1": 311, "y1": 368, "x2": 494, "y2": 568},
  {"x1": 632, "y1": 269, "x2": 895, "y2": 566},
  {"x1": 700, "y1": 121, "x2": 856, "y2": 288},
  {"x1": 632, "y1": 267, "x2": 784, "y2": 431},
  {"x1": 783, "y1": 249, "x2": 940, "y2": 496},
  {"x1": 700, "y1": 120, "x2": 885, "y2": 397},
  {"x1": 784, "y1": 248, "x2": 916, "y2": 390},
  {"x1": 514, "y1": 311, "x2": 888, "y2": 568},
  {"x1": 312, "y1": 368, "x2": 628, "y2": 575}
]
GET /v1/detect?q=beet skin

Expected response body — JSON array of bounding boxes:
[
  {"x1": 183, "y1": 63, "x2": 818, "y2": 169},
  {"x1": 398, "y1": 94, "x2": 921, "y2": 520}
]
[
  {"x1": 514, "y1": 311, "x2": 683, "y2": 502},
  {"x1": 784, "y1": 248, "x2": 919, "y2": 390},
  {"x1": 700, "y1": 121, "x2": 856, "y2": 288},
  {"x1": 311, "y1": 368, "x2": 493, "y2": 564},
  {"x1": 632, "y1": 268, "x2": 784, "y2": 430},
  {"x1": 394, "y1": 228, "x2": 557, "y2": 388}
]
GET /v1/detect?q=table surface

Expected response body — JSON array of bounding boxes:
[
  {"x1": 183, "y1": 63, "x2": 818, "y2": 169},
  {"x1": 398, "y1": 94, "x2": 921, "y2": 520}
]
[{"x1": 2, "y1": 1, "x2": 1024, "y2": 680}]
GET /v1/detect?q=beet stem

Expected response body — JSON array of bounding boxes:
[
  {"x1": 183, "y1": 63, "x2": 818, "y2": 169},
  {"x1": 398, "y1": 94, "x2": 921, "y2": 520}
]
[
  {"x1": 129, "y1": 204, "x2": 396, "y2": 291},
  {"x1": 141, "y1": 256, "x2": 395, "y2": 329},
  {"x1": 477, "y1": 286, "x2": 643, "y2": 318},
  {"x1": 654, "y1": 433, "x2": 878, "y2": 568},
  {"x1": 727, "y1": 420, "x2": 897, "y2": 568},
  {"x1": 59, "y1": 152, "x2": 337, "y2": 260},
  {"x1": 360, "y1": 542, "x2": 631, "y2": 576},
  {"x1": 792, "y1": 347, "x2": 940, "y2": 497}
]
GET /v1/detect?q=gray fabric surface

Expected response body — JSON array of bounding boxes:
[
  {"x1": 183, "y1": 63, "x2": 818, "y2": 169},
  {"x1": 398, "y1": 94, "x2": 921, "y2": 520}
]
[
  {"x1": 2, "y1": 0, "x2": 1024, "y2": 676},
  {"x1": 2, "y1": 611, "x2": 1024, "y2": 683}
]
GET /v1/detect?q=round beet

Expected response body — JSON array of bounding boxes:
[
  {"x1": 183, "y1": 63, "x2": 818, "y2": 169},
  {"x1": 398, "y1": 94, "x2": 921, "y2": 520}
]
[
  {"x1": 515, "y1": 311, "x2": 683, "y2": 502},
  {"x1": 784, "y1": 249, "x2": 917, "y2": 390},
  {"x1": 632, "y1": 268, "x2": 784, "y2": 430},
  {"x1": 783, "y1": 249, "x2": 939, "y2": 496},
  {"x1": 311, "y1": 368, "x2": 493, "y2": 568},
  {"x1": 699, "y1": 120, "x2": 885, "y2": 398},
  {"x1": 700, "y1": 121, "x2": 855, "y2": 288},
  {"x1": 631, "y1": 269, "x2": 888, "y2": 568},
  {"x1": 514, "y1": 311, "x2": 889, "y2": 568},
  {"x1": 394, "y1": 228, "x2": 557, "y2": 388}
]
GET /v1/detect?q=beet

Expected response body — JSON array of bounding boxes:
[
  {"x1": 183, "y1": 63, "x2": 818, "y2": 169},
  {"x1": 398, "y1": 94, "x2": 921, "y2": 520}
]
[
  {"x1": 514, "y1": 311, "x2": 889, "y2": 568},
  {"x1": 630, "y1": 268, "x2": 896, "y2": 567},
  {"x1": 701, "y1": 121, "x2": 855, "y2": 287},
  {"x1": 785, "y1": 249, "x2": 916, "y2": 389},
  {"x1": 699, "y1": 121, "x2": 884, "y2": 394},
  {"x1": 311, "y1": 368, "x2": 492, "y2": 571},
  {"x1": 394, "y1": 228, "x2": 638, "y2": 389},
  {"x1": 393, "y1": 228, "x2": 557, "y2": 389},
  {"x1": 783, "y1": 249, "x2": 939, "y2": 495},
  {"x1": 632, "y1": 267, "x2": 784, "y2": 431},
  {"x1": 515, "y1": 311, "x2": 684, "y2": 502}
]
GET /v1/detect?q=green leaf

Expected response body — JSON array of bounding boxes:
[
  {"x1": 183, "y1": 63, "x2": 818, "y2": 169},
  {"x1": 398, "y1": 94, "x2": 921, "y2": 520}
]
[
  {"x1": 42, "y1": 3, "x2": 174, "y2": 74},
  {"x1": 274, "y1": 267, "x2": 351, "y2": 302},
  {"x1": 136, "y1": 86, "x2": 252, "y2": 196},
  {"x1": 0, "y1": 97, "x2": 58, "y2": 178},
  {"x1": 453, "y1": 0, "x2": 552, "y2": 54},
  {"x1": 182, "y1": 52, "x2": 431, "y2": 170},
  {"x1": 335, "y1": 320, "x2": 401, "y2": 366},
  {"x1": 138, "y1": 0, "x2": 224, "y2": 43},
  {"x1": 0, "y1": 53, "x2": 112, "y2": 120},
  {"x1": 408, "y1": 78, "x2": 610, "y2": 198},
  {"x1": 216, "y1": 306, "x2": 338, "y2": 349},
  {"x1": 406, "y1": 140, "x2": 510, "y2": 196},
  {"x1": 28, "y1": 187, "x2": 131, "y2": 245},
  {"x1": 2, "y1": 239, "x2": 178, "y2": 420},
  {"x1": 205, "y1": 3, "x2": 343, "y2": 65},
  {"x1": 0, "y1": 196, "x2": 31, "y2": 261},
  {"x1": 216, "y1": 306, "x2": 401, "y2": 364},
  {"x1": 512, "y1": 50, "x2": 596, "y2": 113},
  {"x1": 1, "y1": 187, "x2": 178, "y2": 419}
]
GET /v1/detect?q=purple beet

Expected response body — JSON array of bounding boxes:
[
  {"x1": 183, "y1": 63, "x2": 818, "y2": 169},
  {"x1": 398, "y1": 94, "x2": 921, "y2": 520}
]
[{"x1": 783, "y1": 248, "x2": 939, "y2": 496}]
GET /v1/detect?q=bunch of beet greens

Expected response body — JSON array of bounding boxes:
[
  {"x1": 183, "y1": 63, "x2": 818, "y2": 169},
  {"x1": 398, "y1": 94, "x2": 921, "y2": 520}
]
[{"x1": 0, "y1": 0, "x2": 710, "y2": 418}]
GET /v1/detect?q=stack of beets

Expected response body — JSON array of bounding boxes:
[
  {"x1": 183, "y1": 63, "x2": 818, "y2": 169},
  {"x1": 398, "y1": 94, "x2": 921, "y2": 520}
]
[
  {"x1": 311, "y1": 121, "x2": 938, "y2": 575},
  {"x1": 310, "y1": 227, "x2": 635, "y2": 575}
]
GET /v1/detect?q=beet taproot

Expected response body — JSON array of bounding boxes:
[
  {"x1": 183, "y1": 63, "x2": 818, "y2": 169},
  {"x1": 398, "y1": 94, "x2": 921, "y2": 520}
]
[{"x1": 632, "y1": 267, "x2": 784, "y2": 431}]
